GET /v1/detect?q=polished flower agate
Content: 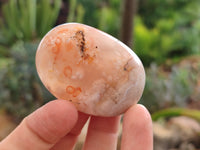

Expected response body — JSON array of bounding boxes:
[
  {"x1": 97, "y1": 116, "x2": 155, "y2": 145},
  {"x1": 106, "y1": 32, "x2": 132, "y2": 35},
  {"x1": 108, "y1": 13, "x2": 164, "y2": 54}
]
[{"x1": 36, "y1": 23, "x2": 145, "y2": 116}]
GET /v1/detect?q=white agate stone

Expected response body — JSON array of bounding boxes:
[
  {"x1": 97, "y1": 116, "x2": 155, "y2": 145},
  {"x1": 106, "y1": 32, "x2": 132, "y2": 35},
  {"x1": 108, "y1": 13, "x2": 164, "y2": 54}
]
[{"x1": 36, "y1": 23, "x2": 145, "y2": 116}]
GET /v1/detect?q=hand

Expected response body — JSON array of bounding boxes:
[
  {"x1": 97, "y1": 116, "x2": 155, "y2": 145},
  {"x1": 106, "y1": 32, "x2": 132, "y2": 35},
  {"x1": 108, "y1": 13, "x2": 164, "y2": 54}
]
[{"x1": 0, "y1": 100, "x2": 153, "y2": 150}]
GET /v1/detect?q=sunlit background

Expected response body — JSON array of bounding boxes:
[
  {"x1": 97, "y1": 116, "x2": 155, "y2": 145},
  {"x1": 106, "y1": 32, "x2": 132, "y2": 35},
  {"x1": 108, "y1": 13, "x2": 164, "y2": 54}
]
[{"x1": 0, "y1": 0, "x2": 200, "y2": 149}]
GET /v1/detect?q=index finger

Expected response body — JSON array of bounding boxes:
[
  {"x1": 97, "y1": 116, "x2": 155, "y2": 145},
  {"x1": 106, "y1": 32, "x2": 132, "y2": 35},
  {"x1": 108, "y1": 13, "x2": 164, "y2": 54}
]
[{"x1": 0, "y1": 100, "x2": 78, "y2": 150}]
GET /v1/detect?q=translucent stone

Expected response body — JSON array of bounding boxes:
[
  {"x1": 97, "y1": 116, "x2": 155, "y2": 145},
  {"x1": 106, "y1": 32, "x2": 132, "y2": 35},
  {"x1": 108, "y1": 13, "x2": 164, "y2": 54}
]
[{"x1": 36, "y1": 23, "x2": 145, "y2": 117}]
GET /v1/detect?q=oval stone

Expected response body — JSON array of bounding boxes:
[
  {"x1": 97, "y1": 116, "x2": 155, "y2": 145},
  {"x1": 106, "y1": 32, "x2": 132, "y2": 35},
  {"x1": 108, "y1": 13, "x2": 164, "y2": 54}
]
[{"x1": 36, "y1": 23, "x2": 145, "y2": 117}]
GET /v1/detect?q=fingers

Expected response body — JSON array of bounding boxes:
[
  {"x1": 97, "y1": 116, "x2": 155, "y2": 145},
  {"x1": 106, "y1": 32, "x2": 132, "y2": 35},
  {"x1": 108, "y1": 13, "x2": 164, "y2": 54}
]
[
  {"x1": 51, "y1": 112, "x2": 89, "y2": 150},
  {"x1": 0, "y1": 100, "x2": 78, "y2": 150},
  {"x1": 82, "y1": 115, "x2": 121, "y2": 150},
  {"x1": 121, "y1": 104, "x2": 153, "y2": 150}
]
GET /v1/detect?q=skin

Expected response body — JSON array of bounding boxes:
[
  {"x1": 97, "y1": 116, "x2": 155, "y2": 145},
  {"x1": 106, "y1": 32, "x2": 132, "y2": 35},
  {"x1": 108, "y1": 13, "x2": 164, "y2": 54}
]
[{"x1": 0, "y1": 100, "x2": 153, "y2": 150}]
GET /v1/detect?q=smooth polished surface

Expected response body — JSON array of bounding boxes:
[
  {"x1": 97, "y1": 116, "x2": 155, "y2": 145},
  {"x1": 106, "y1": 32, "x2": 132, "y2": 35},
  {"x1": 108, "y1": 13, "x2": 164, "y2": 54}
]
[{"x1": 36, "y1": 23, "x2": 145, "y2": 116}]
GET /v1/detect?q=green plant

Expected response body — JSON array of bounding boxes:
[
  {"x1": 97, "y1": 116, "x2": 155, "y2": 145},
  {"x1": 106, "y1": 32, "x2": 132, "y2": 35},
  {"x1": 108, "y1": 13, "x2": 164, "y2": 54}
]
[
  {"x1": 140, "y1": 62, "x2": 200, "y2": 113},
  {"x1": 97, "y1": 6, "x2": 120, "y2": 38},
  {"x1": 134, "y1": 17, "x2": 160, "y2": 65},
  {"x1": 152, "y1": 108, "x2": 200, "y2": 122},
  {"x1": 138, "y1": 0, "x2": 199, "y2": 28},
  {"x1": 0, "y1": 58, "x2": 13, "y2": 102},
  {"x1": 0, "y1": 0, "x2": 62, "y2": 45},
  {"x1": 0, "y1": 41, "x2": 54, "y2": 121},
  {"x1": 68, "y1": 0, "x2": 121, "y2": 38},
  {"x1": 67, "y1": 0, "x2": 85, "y2": 23},
  {"x1": 135, "y1": 0, "x2": 200, "y2": 66}
]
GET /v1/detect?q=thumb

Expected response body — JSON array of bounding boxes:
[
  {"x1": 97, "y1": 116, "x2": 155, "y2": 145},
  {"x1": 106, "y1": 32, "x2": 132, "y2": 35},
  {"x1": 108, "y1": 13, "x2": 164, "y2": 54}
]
[{"x1": 0, "y1": 100, "x2": 78, "y2": 150}]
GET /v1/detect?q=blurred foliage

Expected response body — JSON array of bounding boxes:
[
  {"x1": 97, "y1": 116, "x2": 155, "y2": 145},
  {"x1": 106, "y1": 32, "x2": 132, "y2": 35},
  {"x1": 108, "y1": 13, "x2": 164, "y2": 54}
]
[
  {"x1": 134, "y1": 17, "x2": 160, "y2": 65},
  {"x1": 140, "y1": 62, "x2": 200, "y2": 113},
  {"x1": 67, "y1": 0, "x2": 85, "y2": 23},
  {"x1": 152, "y1": 108, "x2": 200, "y2": 122},
  {"x1": 97, "y1": 3, "x2": 120, "y2": 38},
  {"x1": 0, "y1": 41, "x2": 54, "y2": 121},
  {"x1": 139, "y1": 0, "x2": 199, "y2": 28},
  {"x1": 0, "y1": 0, "x2": 61, "y2": 45},
  {"x1": 68, "y1": 0, "x2": 121, "y2": 38},
  {"x1": 0, "y1": 0, "x2": 62, "y2": 120},
  {"x1": 135, "y1": 0, "x2": 200, "y2": 66}
]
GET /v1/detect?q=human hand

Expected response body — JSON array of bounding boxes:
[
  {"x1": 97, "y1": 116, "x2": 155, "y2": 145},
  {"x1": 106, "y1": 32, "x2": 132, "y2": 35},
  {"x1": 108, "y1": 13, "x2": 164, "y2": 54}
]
[{"x1": 0, "y1": 100, "x2": 153, "y2": 150}]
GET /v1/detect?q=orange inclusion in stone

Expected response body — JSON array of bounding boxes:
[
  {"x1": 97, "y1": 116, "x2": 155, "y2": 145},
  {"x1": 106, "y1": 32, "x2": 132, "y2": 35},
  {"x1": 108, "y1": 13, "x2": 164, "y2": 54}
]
[
  {"x1": 73, "y1": 87, "x2": 82, "y2": 97},
  {"x1": 52, "y1": 37, "x2": 62, "y2": 54},
  {"x1": 63, "y1": 66, "x2": 72, "y2": 78},
  {"x1": 57, "y1": 29, "x2": 69, "y2": 34},
  {"x1": 66, "y1": 86, "x2": 75, "y2": 94},
  {"x1": 75, "y1": 26, "x2": 84, "y2": 31},
  {"x1": 66, "y1": 41, "x2": 74, "y2": 51},
  {"x1": 66, "y1": 86, "x2": 82, "y2": 97},
  {"x1": 87, "y1": 56, "x2": 94, "y2": 64}
]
